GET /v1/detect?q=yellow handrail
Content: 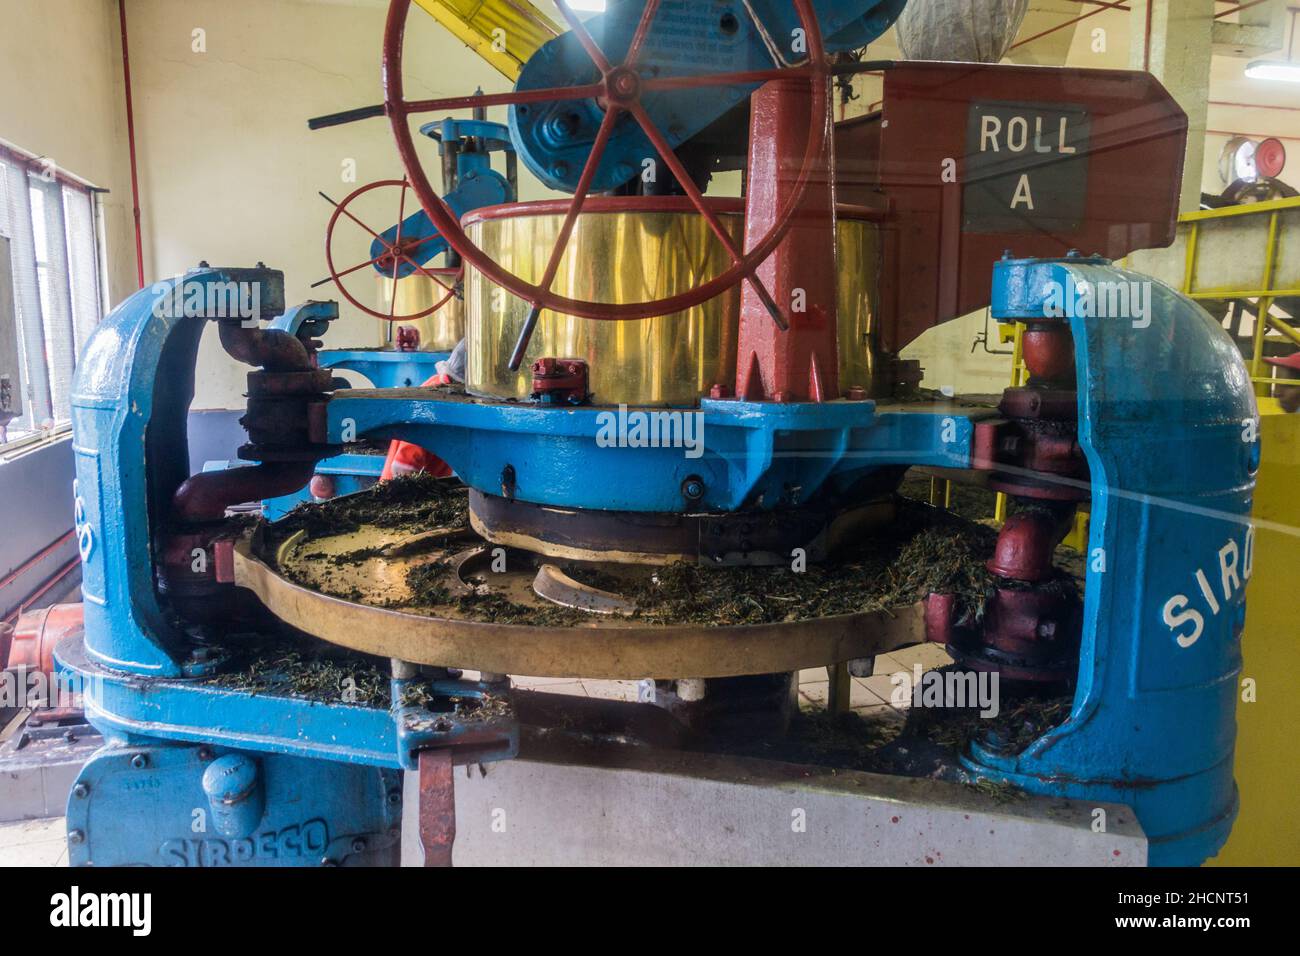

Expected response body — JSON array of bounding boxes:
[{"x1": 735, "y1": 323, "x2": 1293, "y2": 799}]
[{"x1": 1178, "y1": 196, "x2": 1299, "y2": 397}]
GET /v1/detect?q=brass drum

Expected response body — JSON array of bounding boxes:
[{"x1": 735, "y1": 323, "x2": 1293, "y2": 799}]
[
  {"x1": 439, "y1": 197, "x2": 879, "y2": 405},
  {"x1": 376, "y1": 275, "x2": 465, "y2": 352}
]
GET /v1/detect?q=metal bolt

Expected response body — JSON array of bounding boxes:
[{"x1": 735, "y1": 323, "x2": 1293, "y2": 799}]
[
  {"x1": 73, "y1": 783, "x2": 89, "y2": 799},
  {"x1": 130, "y1": 753, "x2": 148, "y2": 770},
  {"x1": 351, "y1": 838, "x2": 367, "y2": 853},
  {"x1": 387, "y1": 791, "x2": 402, "y2": 806},
  {"x1": 681, "y1": 476, "x2": 705, "y2": 501},
  {"x1": 68, "y1": 829, "x2": 85, "y2": 845}
]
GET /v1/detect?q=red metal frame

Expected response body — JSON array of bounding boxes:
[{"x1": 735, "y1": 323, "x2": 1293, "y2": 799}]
[
  {"x1": 736, "y1": 78, "x2": 841, "y2": 403},
  {"x1": 323, "y1": 178, "x2": 461, "y2": 321},
  {"x1": 837, "y1": 62, "x2": 1188, "y2": 354},
  {"x1": 460, "y1": 196, "x2": 886, "y2": 226}
]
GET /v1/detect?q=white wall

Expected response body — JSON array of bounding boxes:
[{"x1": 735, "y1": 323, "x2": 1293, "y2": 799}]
[
  {"x1": 0, "y1": 0, "x2": 135, "y2": 307},
  {"x1": 122, "y1": 0, "x2": 553, "y2": 408}
]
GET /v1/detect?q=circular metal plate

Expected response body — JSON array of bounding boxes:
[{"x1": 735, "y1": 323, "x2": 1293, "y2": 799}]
[{"x1": 233, "y1": 532, "x2": 925, "y2": 680}]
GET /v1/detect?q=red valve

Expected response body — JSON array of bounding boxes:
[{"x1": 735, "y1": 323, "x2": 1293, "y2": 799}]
[{"x1": 323, "y1": 177, "x2": 462, "y2": 322}]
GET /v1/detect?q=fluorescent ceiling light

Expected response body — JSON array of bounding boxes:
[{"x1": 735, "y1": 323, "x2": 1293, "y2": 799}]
[
  {"x1": 564, "y1": 0, "x2": 607, "y2": 12},
  {"x1": 1245, "y1": 60, "x2": 1300, "y2": 83}
]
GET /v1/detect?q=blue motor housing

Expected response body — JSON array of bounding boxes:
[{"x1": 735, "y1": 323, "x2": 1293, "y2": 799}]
[{"x1": 510, "y1": 0, "x2": 906, "y2": 193}]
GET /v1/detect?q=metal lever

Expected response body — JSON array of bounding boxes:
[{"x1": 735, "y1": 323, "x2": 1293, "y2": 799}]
[
  {"x1": 508, "y1": 304, "x2": 542, "y2": 372},
  {"x1": 308, "y1": 104, "x2": 386, "y2": 130}
]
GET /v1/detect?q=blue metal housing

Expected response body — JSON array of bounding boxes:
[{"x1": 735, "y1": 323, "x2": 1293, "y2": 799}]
[
  {"x1": 968, "y1": 256, "x2": 1257, "y2": 866},
  {"x1": 325, "y1": 393, "x2": 973, "y2": 514},
  {"x1": 65, "y1": 743, "x2": 403, "y2": 867},
  {"x1": 374, "y1": 117, "x2": 515, "y2": 276},
  {"x1": 511, "y1": 0, "x2": 905, "y2": 193},
  {"x1": 60, "y1": 266, "x2": 517, "y2": 866}
]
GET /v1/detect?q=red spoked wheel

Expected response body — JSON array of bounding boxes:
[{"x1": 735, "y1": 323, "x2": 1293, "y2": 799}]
[
  {"x1": 322, "y1": 177, "x2": 462, "y2": 321},
  {"x1": 382, "y1": 0, "x2": 832, "y2": 367}
]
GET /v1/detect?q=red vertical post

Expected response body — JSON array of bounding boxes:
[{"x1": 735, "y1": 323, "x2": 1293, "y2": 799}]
[{"x1": 735, "y1": 79, "x2": 840, "y2": 404}]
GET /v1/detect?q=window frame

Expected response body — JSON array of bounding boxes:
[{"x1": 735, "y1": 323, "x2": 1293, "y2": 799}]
[{"x1": 0, "y1": 139, "x2": 105, "y2": 449}]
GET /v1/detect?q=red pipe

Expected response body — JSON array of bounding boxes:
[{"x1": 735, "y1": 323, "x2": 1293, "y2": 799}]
[
  {"x1": 1210, "y1": 101, "x2": 1300, "y2": 112},
  {"x1": 2, "y1": 556, "x2": 81, "y2": 628},
  {"x1": 1209, "y1": 128, "x2": 1300, "y2": 143},
  {"x1": 171, "y1": 461, "x2": 318, "y2": 524},
  {"x1": 217, "y1": 321, "x2": 314, "y2": 373},
  {"x1": 1143, "y1": 0, "x2": 1153, "y2": 71},
  {"x1": 0, "y1": 530, "x2": 75, "y2": 594},
  {"x1": 119, "y1": 0, "x2": 145, "y2": 289},
  {"x1": 170, "y1": 322, "x2": 320, "y2": 522},
  {"x1": 1008, "y1": 0, "x2": 1128, "y2": 52},
  {"x1": 1215, "y1": 0, "x2": 1275, "y2": 20}
]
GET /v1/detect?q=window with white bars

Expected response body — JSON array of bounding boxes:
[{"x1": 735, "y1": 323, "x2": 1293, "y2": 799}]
[{"x1": 0, "y1": 146, "x2": 103, "y2": 447}]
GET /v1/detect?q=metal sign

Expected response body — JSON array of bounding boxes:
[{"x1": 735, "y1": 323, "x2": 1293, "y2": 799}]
[{"x1": 964, "y1": 100, "x2": 1092, "y2": 233}]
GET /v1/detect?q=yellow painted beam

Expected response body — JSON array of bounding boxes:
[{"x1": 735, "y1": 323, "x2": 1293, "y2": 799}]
[
  {"x1": 1179, "y1": 194, "x2": 1300, "y2": 223},
  {"x1": 413, "y1": 0, "x2": 560, "y2": 81},
  {"x1": 1210, "y1": 407, "x2": 1300, "y2": 865}
]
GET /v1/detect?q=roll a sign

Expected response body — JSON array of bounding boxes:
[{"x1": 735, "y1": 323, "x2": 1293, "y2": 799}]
[{"x1": 964, "y1": 101, "x2": 1091, "y2": 233}]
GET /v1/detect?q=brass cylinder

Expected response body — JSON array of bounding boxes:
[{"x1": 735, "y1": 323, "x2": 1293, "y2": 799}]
[
  {"x1": 835, "y1": 216, "x2": 883, "y2": 397},
  {"x1": 453, "y1": 199, "x2": 881, "y2": 405},
  {"x1": 375, "y1": 275, "x2": 465, "y2": 352}
]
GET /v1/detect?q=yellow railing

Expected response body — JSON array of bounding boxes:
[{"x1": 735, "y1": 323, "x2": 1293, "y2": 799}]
[{"x1": 1179, "y1": 195, "x2": 1300, "y2": 395}]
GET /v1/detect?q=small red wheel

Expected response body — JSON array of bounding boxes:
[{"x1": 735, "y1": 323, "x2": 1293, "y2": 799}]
[
  {"x1": 382, "y1": 0, "x2": 833, "y2": 366},
  {"x1": 322, "y1": 177, "x2": 462, "y2": 322}
]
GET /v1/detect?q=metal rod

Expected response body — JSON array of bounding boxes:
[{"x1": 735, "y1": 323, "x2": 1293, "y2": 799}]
[
  {"x1": 118, "y1": 0, "x2": 145, "y2": 289},
  {"x1": 508, "y1": 304, "x2": 542, "y2": 372}
]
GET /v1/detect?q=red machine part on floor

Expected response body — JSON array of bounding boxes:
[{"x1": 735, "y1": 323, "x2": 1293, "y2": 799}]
[{"x1": 5, "y1": 603, "x2": 85, "y2": 724}]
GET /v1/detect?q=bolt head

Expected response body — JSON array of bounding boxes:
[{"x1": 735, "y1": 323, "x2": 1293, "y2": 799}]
[
  {"x1": 130, "y1": 753, "x2": 148, "y2": 770},
  {"x1": 68, "y1": 829, "x2": 85, "y2": 845},
  {"x1": 73, "y1": 783, "x2": 89, "y2": 799}
]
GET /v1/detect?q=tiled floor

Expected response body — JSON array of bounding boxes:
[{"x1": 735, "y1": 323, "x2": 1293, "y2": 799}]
[
  {"x1": 0, "y1": 817, "x2": 67, "y2": 866},
  {"x1": 0, "y1": 644, "x2": 952, "y2": 865},
  {"x1": 509, "y1": 641, "x2": 952, "y2": 718}
]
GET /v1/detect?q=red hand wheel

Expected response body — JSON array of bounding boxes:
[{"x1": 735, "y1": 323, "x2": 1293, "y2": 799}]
[
  {"x1": 322, "y1": 177, "x2": 462, "y2": 322},
  {"x1": 382, "y1": 0, "x2": 835, "y2": 369}
]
